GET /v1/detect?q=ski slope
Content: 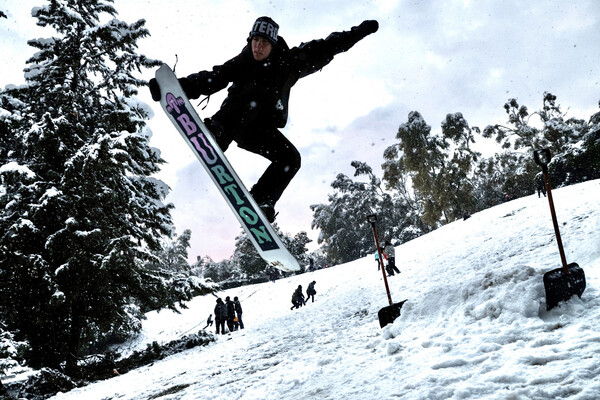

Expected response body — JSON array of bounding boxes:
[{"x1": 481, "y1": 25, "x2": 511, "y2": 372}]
[{"x1": 51, "y1": 179, "x2": 600, "y2": 400}]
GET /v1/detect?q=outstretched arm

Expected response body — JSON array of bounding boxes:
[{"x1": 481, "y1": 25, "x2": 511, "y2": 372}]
[
  {"x1": 148, "y1": 54, "x2": 241, "y2": 101},
  {"x1": 295, "y1": 20, "x2": 379, "y2": 78},
  {"x1": 177, "y1": 48, "x2": 249, "y2": 99}
]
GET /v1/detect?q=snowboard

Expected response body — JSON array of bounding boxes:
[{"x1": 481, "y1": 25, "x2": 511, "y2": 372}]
[{"x1": 154, "y1": 64, "x2": 300, "y2": 272}]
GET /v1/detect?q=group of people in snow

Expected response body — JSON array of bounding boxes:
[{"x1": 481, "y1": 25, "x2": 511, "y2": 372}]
[
  {"x1": 290, "y1": 281, "x2": 317, "y2": 310},
  {"x1": 375, "y1": 241, "x2": 401, "y2": 277},
  {"x1": 206, "y1": 296, "x2": 244, "y2": 335}
]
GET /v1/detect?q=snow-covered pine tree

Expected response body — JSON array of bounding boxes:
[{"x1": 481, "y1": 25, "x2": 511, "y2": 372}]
[
  {"x1": 233, "y1": 227, "x2": 311, "y2": 276},
  {"x1": 203, "y1": 258, "x2": 241, "y2": 284},
  {"x1": 281, "y1": 231, "x2": 311, "y2": 267},
  {"x1": 234, "y1": 231, "x2": 268, "y2": 277},
  {"x1": 0, "y1": 0, "x2": 176, "y2": 374},
  {"x1": 145, "y1": 229, "x2": 216, "y2": 307}
]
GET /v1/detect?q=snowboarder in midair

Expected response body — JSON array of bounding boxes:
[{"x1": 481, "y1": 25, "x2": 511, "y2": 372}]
[{"x1": 149, "y1": 16, "x2": 379, "y2": 222}]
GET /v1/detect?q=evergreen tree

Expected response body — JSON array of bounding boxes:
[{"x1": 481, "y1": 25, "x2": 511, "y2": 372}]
[
  {"x1": 233, "y1": 227, "x2": 310, "y2": 276},
  {"x1": 203, "y1": 258, "x2": 241, "y2": 283},
  {"x1": 282, "y1": 231, "x2": 311, "y2": 266},
  {"x1": 311, "y1": 161, "x2": 403, "y2": 265},
  {"x1": 470, "y1": 156, "x2": 506, "y2": 211},
  {"x1": 482, "y1": 93, "x2": 597, "y2": 195},
  {"x1": 480, "y1": 97, "x2": 541, "y2": 199},
  {"x1": 160, "y1": 229, "x2": 193, "y2": 272},
  {"x1": 382, "y1": 111, "x2": 480, "y2": 228},
  {"x1": 539, "y1": 98, "x2": 600, "y2": 186},
  {"x1": 234, "y1": 231, "x2": 266, "y2": 277},
  {"x1": 144, "y1": 229, "x2": 216, "y2": 312},
  {"x1": 0, "y1": 0, "x2": 175, "y2": 374},
  {"x1": 381, "y1": 148, "x2": 431, "y2": 239}
]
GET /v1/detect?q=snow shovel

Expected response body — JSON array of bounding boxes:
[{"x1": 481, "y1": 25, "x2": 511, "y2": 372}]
[
  {"x1": 534, "y1": 149, "x2": 586, "y2": 310},
  {"x1": 367, "y1": 214, "x2": 406, "y2": 327}
]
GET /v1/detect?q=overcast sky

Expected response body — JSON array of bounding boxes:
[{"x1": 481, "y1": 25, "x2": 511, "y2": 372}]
[{"x1": 1, "y1": 0, "x2": 599, "y2": 263}]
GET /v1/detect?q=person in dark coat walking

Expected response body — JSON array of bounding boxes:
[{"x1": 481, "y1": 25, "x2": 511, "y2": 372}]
[
  {"x1": 150, "y1": 17, "x2": 379, "y2": 222},
  {"x1": 306, "y1": 281, "x2": 317, "y2": 303},
  {"x1": 225, "y1": 296, "x2": 235, "y2": 332},
  {"x1": 214, "y1": 298, "x2": 227, "y2": 334},
  {"x1": 291, "y1": 285, "x2": 305, "y2": 309},
  {"x1": 234, "y1": 296, "x2": 244, "y2": 330}
]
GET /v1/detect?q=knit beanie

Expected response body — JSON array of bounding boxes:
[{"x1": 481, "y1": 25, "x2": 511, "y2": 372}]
[{"x1": 248, "y1": 16, "x2": 279, "y2": 45}]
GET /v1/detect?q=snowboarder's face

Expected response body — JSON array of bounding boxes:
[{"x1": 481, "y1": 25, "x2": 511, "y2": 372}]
[{"x1": 251, "y1": 36, "x2": 272, "y2": 61}]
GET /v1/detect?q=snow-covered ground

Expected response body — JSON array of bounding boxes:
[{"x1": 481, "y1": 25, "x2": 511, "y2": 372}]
[{"x1": 51, "y1": 179, "x2": 600, "y2": 400}]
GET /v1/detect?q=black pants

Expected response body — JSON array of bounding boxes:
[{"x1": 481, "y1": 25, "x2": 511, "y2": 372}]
[
  {"x1": 216, "y1": 318, "x2": 225, "y2": 335},
  {"x1": 211, "y1": 85, "x2": 301, "y2": 206},
  {"x1": 387, "y1": 257, "x2": 400, "y2": 275}
]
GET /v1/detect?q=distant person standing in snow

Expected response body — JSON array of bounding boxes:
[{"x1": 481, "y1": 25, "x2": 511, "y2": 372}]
[
  {"x1": 225, "y1": 296, "x2": 236, "y2": 332},
  {"x1": 383, "y1": 241, "x2": 400, "y2": 276},
  {"x1": 234, "y1": 296, "x2": 244, "y2": 329},
  {"x1": 214, "y1": 299, "x2": 227, "y2": 335},
  {"x1": 535, "y1": 177, "x2": 546, "y2": 198},
  {"x1": 306, "y1": 281, "x2": 317, "y2": 303},
  {"x1": 375, "y1": 250, "x2": 382, "y2": 270}
]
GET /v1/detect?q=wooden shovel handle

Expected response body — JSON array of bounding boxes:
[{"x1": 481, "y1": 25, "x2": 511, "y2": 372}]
[
  {"x1": 535, "y1": 149, "x2": 570, "y2": 274},
  {"x1": 368, "y1": 214, "x2": 394, "y2": 305}
]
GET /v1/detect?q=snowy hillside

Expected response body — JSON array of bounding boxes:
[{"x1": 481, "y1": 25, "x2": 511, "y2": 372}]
[{"x1": 51, "y1": 179, "x2": 600, "y2": 400}]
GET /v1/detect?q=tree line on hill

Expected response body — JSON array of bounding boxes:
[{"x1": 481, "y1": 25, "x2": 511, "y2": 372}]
[{"x1": 311, "y1": 93, "x2": 600, "y2": 265}]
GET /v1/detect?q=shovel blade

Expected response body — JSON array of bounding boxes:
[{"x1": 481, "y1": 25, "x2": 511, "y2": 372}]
[
  {"x1": 544, "y1": 263, "x2": 586, "y2": 311},
  {"x1": 378, "y1": 300, "x2": 406, "y2": 328}
]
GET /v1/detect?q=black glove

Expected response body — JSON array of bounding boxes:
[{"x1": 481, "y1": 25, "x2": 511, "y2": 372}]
[
  {"x1": 178, "y1": 77, "x2": 193, "y2": 98},
  {"x1": 149, "y1": 77, "x2": 196, "y2": 101},
  {"x1": 357, "y1": 20, "x2": 379, "y2": 36},
  {"x1": 149, "y1": 78, "x2": 160, "y2": 101}
]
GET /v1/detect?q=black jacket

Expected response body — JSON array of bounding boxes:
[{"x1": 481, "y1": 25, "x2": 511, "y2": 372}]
[
  {"x1": 214, "y1": 300, "x2": 227, "y2": 320},
  {"x1": 182, "y1": 24, "x2": 374, "y2": 128},
  {"x1": 226, "y1": 299, "x2": 235, "y2": 319}
]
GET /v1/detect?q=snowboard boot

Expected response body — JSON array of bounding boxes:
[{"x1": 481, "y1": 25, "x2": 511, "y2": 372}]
[{"x1": 258, "y1": 201, "x2": 277, "y2": 223}]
